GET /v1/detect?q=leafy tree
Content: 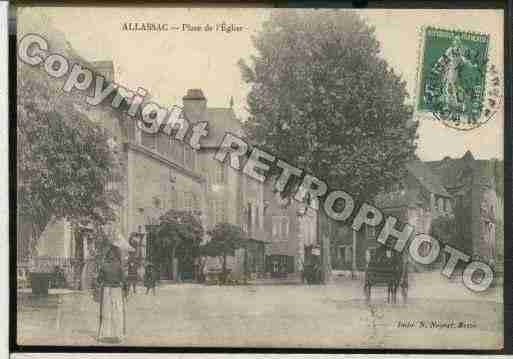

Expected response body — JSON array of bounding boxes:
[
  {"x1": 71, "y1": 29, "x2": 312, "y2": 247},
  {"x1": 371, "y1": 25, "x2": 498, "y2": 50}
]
[
  {"x1": 17, "y1": 53, "x2": 122, "y2": 253},
  {"x1": 154, "y1": 209, "x2": 204, "y2": 280},
  {"x1": 201, "y1": 223, "x2": 248, "y2": 284},
  {"x1": 239, "y1": 10, "x2": 418, "y2": 202}
]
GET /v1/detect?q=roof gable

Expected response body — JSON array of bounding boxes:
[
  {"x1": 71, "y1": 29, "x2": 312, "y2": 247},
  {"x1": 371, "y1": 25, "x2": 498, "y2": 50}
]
[
  {"x1": 201, "y1": 108, "x2": 245, "y2": 148},
  {"x1": 406, "y1": 160, "x2": 451, "y2": 197}
]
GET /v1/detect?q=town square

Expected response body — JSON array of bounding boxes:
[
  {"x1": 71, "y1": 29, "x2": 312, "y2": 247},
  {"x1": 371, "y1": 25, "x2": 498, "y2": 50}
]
[{"x1": 15, "y1": 7, "x2": 504, "y2": 349}]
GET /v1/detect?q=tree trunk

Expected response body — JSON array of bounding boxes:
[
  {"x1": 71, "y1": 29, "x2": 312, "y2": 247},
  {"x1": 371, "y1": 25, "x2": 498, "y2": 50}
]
[
  {"x1": 352, "y1": 229, "x2": 357, "y2": 279},
  {"x1": 222, "y1": 252, "x2": 227, "y2": 284},
  {"x1": 29, "y1": 213, "x2": 51, "y2": 258},
  {"x1": 319, "y1": 208, "x2": 330, "y2": 284},
  {"x1": 171, "y1": 244, "x2": 178, "y2": 281}
]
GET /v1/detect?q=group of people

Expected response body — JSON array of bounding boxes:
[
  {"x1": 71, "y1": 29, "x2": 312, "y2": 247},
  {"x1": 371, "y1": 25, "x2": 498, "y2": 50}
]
[
  {"x1": 125, "y1": 258, "x2": 157, "y2": 296},
  {"x1": 95, "y1": 224, "x2": 159, "y2": 344}
]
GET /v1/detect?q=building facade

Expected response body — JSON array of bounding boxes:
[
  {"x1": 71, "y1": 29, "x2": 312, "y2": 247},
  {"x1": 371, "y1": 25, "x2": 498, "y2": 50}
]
[
  {"x1": 191, "y1": 89, "x2": 267, "y2": 275},
  {"x1": 330, "y1": 153, "x2": 501, "y2": 273},
  {"x1": 262, "y1": 182, "x2": 318, "y2": 277},
  {"x1": 426, "y1": 151, "x2": 501, "y2": 265}
]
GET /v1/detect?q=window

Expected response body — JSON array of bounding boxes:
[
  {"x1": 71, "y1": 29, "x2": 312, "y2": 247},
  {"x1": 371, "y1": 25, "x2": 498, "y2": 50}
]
[
  {"x1": 310, "y1": 218, "x2": 316, "y2": 245},
  {"x1": 177, "y1": 191, "x2": 184, "y2": 209},
  {"x1": 338, "y1": 245, "x2": 352, "y2": 264},
  {"x1": 437, "y1": 197, "x2": 444, "y2": 212},
  {"x1": 212, "y1": 199, "x2": 226, "y2": 224},
  {"x1": 246, "y1": 202, "x2": 252, "y2": 234},
  {"x1": 193, "y1": 194, "x2": 199, "y2": 212},
  {"x1": 417, "y1": 209, "x2": 425, "y2": 233},
  {"x1": 255, "y1": 206, "x2": 260, "y2": 229},
  {"x1": 281, "y1": 217, "x2": 289, "y2": 237},
  {"x1": 483, "y1": 221, "x2": 493, "y2": 241},
  {"x1": 367, "y1": 246, "x2": 377, "y2": 262},
  {"x1": 339, "y1": 246, "x2": 346, "y2": 260},
  {"x1": 216, "y1": 162, "x2": 225, "y2": 184},
  {"x1": 271, "y1": 217, "x2": 278, "y2": 236},
  {"x1": 141, "y1": 131, "x2": 156, "y2": 150},
  {"x1": 272, "y1": 216, "x2": 289, "y2": 240},
  {"x1": 184, "y1": 192, "x2": 193, "y2": 212},
  {"x1": 169, "y1": 169, "x2": 176, "y2": 183},
  {"x1": 366, "y1": 225, "x2": 376, "y2": 239},
  {"x1": 168, "y1": 191, "x2": 177, "y2": 210}
]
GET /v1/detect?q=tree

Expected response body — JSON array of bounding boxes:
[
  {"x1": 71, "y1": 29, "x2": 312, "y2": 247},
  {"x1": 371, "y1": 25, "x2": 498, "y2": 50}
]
[
  {"x1": 17, "y1": 59, "x2": 122, "y2": 252},
  {"x1": 154, "y1": 209, "x2": 204, "y2": 281},
  {"x1": 201, "y1": 223, "x2": 248, "y2": 284},
  {"x1": 239, "y1": 10, "x2": 418, "y2": 201}
]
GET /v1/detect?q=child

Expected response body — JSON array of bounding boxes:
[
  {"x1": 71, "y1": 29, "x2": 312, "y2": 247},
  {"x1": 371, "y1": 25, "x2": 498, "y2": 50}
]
[{"x1": 144, "y1": 262, "x2": 157, "y2": 295}]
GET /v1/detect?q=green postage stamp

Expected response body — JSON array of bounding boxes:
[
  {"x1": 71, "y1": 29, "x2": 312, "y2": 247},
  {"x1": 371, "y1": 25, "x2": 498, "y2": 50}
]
[{"x1": 417, "y1": 26, "x2": 492, "y2": 129}]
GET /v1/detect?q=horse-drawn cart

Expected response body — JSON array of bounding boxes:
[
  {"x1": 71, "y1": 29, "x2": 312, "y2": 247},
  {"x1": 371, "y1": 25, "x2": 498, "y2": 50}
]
[{"x1": 364, "y1": 247, "x2": 408, "y2": 304}]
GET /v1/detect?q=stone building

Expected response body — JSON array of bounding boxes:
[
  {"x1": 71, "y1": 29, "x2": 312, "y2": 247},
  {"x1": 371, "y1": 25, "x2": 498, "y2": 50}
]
[
  {"x1": 18, "y1": 66, "x2": 272, "y2": 286},
  {"x1": 330, "y1": 153, "x2": 501, "y2": 273},
  {"x1": 111, "y1": 86, "x2": 268, "y2": 279},
  {"x1": 191, "y1": 89, "x2": 267, "y2": 275},
  {"x1": 262, "y1": 182, "x2": 318, "y2": 277},
  {"x1": 426, "y1": 151, "x2": 501, "y2": 264}
]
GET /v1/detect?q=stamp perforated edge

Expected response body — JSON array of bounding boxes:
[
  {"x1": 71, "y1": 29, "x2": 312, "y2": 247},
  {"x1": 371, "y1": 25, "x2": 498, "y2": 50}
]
[{"x1": 413, "y1": 25, "x2": 500, "y2": 130}]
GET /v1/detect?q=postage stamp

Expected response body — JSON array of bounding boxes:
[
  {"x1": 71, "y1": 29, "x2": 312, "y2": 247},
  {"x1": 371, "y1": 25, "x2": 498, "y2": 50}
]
[{"x1": 417, "y1": 26, "x2": 494, "y2": 130}]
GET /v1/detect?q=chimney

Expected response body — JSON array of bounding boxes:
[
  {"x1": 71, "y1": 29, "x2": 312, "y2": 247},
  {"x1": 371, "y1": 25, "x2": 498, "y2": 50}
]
[
  {"x1": 182, "y1": 89, "x2": 207, "y2": 123},
  {"x1": 91, "y1": 61, "x2": 115, "y2": 82}
]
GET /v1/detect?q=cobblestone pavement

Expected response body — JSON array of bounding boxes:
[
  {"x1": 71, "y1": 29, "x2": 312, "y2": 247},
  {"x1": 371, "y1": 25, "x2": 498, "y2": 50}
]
[{"x1": 17, "y1": 273, "x2": 503, "y2": 349}]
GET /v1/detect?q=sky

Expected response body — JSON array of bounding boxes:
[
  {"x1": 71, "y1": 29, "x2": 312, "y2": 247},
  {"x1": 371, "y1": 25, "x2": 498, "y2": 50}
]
[{"x1": 19, "y1": 7, "x2": 504, "y2": 161}]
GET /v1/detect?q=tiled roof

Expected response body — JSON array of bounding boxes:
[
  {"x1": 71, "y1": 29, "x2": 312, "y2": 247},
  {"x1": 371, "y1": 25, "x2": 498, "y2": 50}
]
[
  {"x1": 406, "y1": 160, "x2": 451, "y2": 197},
  {"x1": 201, "y1": 108, "x2": 245, "y2": 148},
  {"x1": 426, "y1": 151, "x2": 501, "y2": 190},
  {"x1": 426, "y1": 152, "x2": 474, "y2": 189},
  {"x1": 183, "y1": 89, "x2": 206, "y2": 100}
]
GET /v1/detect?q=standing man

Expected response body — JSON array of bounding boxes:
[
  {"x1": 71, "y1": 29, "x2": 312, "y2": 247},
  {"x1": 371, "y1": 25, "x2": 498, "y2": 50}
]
[
  {"x1": 144, "y1": 262, "x2": 157, "y2": 295},
  {"x1": 97, "y1": 224, "x2": 127, "y2": 344},
  {"x1": 126, "y1": 258, "x2": 138, "y2": 295}
]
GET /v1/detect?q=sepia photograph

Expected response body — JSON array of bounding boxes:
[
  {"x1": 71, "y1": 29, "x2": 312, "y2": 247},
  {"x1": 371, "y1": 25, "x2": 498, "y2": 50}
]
[{"x1": 15, "y1": 6, "x2": 504, "y2": 349}]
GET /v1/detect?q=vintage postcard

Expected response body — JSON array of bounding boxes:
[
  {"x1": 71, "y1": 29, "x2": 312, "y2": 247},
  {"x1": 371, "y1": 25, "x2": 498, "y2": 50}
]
[{"x1": 15, "y1": 6, "x2": 504, "y2": 349}]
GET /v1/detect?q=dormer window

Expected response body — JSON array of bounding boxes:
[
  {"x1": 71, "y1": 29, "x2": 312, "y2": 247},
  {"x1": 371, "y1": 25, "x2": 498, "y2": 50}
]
[
  {"x1": 437, "y1": 197, "x2": 444, "y2": 211},
  {"x1": 445, "y1": 199, "x2": 452, "y2": 213}
]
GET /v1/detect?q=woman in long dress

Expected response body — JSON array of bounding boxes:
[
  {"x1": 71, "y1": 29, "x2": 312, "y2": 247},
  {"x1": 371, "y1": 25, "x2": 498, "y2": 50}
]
[{"x1": 97, "y1": 243, "x2": 126, "y2": 343}]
